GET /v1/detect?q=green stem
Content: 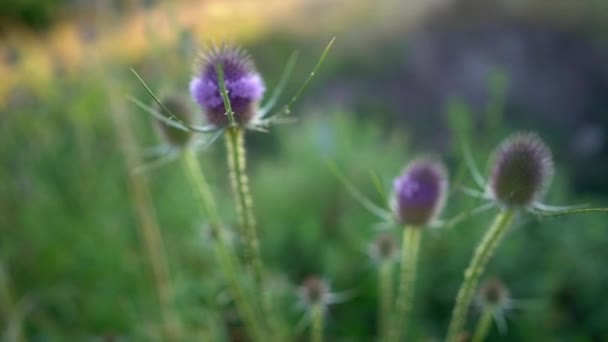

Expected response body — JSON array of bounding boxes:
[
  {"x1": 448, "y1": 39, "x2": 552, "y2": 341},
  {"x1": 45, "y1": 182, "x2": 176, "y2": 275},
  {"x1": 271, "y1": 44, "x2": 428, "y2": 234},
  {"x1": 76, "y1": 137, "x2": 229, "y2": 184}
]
[
  {"x1": 471, "y1": 308, "x2": 494, "y2": 342},
  {"x1": 182, "y1": 149, "x2": 266, "y2": 342},
  {"x1": 225, "y1": 128, "x2": 284, "y2": 338},
  {"x1": 224, "y1": 127, "x2": 264, "y2": 283},
  {"x1": 311, "y1": 303, "x2": 324, "y2": 342},
  {"x1": 379, "y1": 261, "x2": 393, "y2": 342},
  {"x1": 446, "y1": 209, "x2": 516, "y2": 342},
  {"x1": 389, "y1": 227, "x2": 422, "y2": 342}
]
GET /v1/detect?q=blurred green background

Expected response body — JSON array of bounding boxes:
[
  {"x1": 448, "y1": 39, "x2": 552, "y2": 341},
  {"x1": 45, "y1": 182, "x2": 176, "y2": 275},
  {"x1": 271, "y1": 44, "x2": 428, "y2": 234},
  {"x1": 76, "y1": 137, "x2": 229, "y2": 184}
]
[{"x1": 1, "y1": 0, "x2": 608, "y2": 340}]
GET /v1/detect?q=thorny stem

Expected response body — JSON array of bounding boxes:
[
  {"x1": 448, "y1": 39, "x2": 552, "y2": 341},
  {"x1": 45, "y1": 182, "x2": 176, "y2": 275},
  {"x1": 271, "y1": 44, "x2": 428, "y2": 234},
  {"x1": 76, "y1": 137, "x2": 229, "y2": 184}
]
[
  {"x1": 446, "y1": 209, "x2": 516, "y2": 342},
  {"x1": 182, "y1": 149, "x2": 266, "y2": 342},
  {"x1": 224, "y1": 127, "x2": 285, "y2": 339},
  {"x1": 389, "y1": 227, "x2": 422, "y2": 342},
  {"x1": 471, "y1": 308, "x2": 494, "y2": 342},
  {"x1": 311, "y1": 303, "x2": 325, "y2": 342},
  {"x1": 225, "y1": 127, "x2": 263, "y2": 282},
  {"x1": 379, "y1": 261, "x2": 394, "y2": 342}
]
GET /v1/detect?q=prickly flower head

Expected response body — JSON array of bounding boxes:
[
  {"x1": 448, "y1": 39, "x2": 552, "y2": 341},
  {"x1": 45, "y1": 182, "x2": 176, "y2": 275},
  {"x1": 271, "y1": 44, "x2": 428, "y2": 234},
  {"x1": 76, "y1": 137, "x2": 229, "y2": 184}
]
[
  {"x1": 370, "y1": 233, "x2": 398, "y2": 261},
  {"x1": 391, "y1": 159, "x2": 448, "y2": 227},
  {"x1": 155, "y1": 95, "x2": 193, "y2": 146},
  {"x1": 299, "y1": 276, "x2": 329, "y2": 306},
  {"x1": 489, "y1": 132, "x2": 553, "y2": 208},
  {"x1": 478, "y1": 278, "x2": 510, "y2": 310},
  {"x1": 189, "y1": 45, "x2": 265, "y2": 127}
]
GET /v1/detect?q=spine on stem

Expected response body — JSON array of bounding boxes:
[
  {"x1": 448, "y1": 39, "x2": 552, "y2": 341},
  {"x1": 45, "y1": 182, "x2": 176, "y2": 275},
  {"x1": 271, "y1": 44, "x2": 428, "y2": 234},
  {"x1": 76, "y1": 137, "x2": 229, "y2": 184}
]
[{"x1": 225, "y1": 127, "x2": 264, "y2": 283}]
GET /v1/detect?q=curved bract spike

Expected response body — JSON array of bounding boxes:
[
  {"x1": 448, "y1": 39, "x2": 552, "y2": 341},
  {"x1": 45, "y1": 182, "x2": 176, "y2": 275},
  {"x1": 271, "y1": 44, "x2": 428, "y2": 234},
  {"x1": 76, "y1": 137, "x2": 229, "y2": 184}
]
[
  {"x1": 132, "y1": 149, "x2": 180, "y2": 174},
  {"x1": 369, "y1": 170, "x2": 387, "y2": 201},
  {"x1": 531, "y1": 207, "x2": 608, "y2": 218},
  {"x1": 196, "y1": 129, "x2": 225, "y2": 150},
  {"x1": 458, "y1": 185, "x2": 491, "y2": 200},
  {"x1": 326, "y1": 289, "x2": 356, "y2": 305},
  {"x1": 129, "y1": 94, "x2": 222, "y2": 135},
  {"x1": 494, "y1": 311, "x2": 508, "y2": 334},
  {"x1": 128, "y1": 95, "x2": 189, "y2": 132},
  {"x1": 259, "y1": 51, "x2": 299, "y2": 118},
  {"x1": 463, "y1": 143, "x2": 487, "y2": 191},
  {"x1": 268, "y1": 37, "x2": 335, "y2": 118},
  {"x1": 532, "y1": 202, "x2": 588, "y2": 212},
  {"x1": 435, "y1": 202, "x2": 496, "y2": 230},
  {"x1": 326, "y1": 159, "x2": 393, "y2": 222},
  {"x1": 189, "y1": 124, "x2": 222, "y2": 133},
  {"x1": 130, "y1": 68, "x2": 189, "y2": 127},
  {"x1": 142, "y1": 144, "x2": 173, "y2": 159}
]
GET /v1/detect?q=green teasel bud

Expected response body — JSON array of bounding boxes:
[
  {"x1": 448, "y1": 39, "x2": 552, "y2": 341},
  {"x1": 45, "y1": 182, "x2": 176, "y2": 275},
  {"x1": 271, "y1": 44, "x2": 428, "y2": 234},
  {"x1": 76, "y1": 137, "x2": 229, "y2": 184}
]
[
  {"x1": 478, "y1": 278, "x2": 510, "y2": 310},
  {"x1": 370, "y1": 232, "x2": 398, "y2": 261},
  {"x1": 155, "y1": 95, "x2": 193, "y2": 146},
  {"x1": 489, "y1": 132, "x2": 554, "y2": 208},
  {"x1": 300, "y1": 275, "x2": 329, "y2": 306}
]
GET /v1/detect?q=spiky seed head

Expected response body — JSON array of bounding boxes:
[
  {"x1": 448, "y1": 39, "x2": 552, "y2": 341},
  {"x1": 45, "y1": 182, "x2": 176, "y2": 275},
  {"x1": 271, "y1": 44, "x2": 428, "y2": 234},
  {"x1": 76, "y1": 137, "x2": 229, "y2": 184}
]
[
  {"x1": 300, "y1": 276, "x2": 329, "y2": 305},
  {"x1": 478, "y1": 278, "x2": 510, "y2": 310},
  {"x1": 189, "y1": 45, "x2": 265, "y2": 127},
  {"x1": 391, "y1": 159, "x2": 448, "y2": 227},
  {"x1": 489, "y1": 132, "x2": 553, "y2": 208},
  {"x1": 155, "y1": 95, "x2": 193, "y2": 146},
  {"x1": 370, "y1": 233, "x2": 398, "y2": 261}
]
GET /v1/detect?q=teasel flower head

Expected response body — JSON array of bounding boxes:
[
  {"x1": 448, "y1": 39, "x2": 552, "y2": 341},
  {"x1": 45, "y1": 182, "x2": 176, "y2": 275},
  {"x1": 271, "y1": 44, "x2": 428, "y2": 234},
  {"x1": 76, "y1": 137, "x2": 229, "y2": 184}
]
[
  {"x1": 189, "y1": 45, "x2": 265, "y2": 127},
  {"x1": 391, "y1": 159, "x2": 449, "y2": 227},
  {"x1": 489, "y1": 132, "x2": 553, "y2": 208},
  {"x1": 299, "y1": 276, "x2": 330, "y2": 306},
  {"x1": 155, "y1": 95, "x2": 193, "y2": 146},
  {"x1": 369, "y1": 232, "x2": 398, "y2": 262},
  {"x1": 478, "y1": 278, "x2": 511, "y2": 310}
]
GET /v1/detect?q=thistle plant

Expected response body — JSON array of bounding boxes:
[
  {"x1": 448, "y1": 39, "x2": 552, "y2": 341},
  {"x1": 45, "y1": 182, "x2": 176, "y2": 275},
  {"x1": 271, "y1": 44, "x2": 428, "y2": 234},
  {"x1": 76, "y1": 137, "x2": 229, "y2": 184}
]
[
  {"x1": 131, "y1": 39, "x2": 334, "y2": 281},
  {"x1": 300, "y1": 276, "x2": 329, "y2": 342},
  {"x1": 471, "y1": 278, "x2": 513, "y2": 342},
  {"x1": 297, "y1": 275, "x2": 349, "y2": 342},
  {"x1": 446, "y1": 132, "x2": 607, "y2": 341},
  {"x1": 130, "y1": 39, "x2": 334, "y2": 340},
  {"x1": 328, "y1": 158, "x2": 449, "y2": 342},
  {"x1": 129, "y1": 94, "x2": 266, "y2": 341},
  {"x1": 388, "y1": 159, "x2": 448, "y2": 342}
]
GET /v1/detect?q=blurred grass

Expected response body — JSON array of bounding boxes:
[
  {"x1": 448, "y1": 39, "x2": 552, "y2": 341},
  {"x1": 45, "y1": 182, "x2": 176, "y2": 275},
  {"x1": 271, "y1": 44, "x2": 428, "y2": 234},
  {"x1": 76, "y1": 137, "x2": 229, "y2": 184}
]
[{"x1": 2, "y1": 1, "x2": 608, "y2": 341}]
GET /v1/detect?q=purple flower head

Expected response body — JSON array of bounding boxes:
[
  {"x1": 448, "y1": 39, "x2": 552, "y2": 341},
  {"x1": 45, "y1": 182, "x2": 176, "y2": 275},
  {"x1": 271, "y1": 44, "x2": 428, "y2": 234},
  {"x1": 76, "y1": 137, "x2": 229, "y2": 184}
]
[
  {"x1": 190, "y1": 45, "x2": 265, "y2": 127},
  {"x1": 155, "y1": 95, "x2": 192, "y2": 146},
  {"x1": 489, "y1": 132, "x2": 553, "y2": 208},
  {"x1": 391, "y1": 159, "x2": 448, "y2": 227}
]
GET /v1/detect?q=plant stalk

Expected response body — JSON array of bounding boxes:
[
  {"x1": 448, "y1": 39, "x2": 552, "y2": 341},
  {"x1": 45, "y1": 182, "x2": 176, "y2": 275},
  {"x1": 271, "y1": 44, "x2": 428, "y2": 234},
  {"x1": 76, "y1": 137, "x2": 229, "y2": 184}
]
[
  {"x1": 389, "y1": 227, "x2": 421, "y2": 342},
  {"x1": 446, "y1": 209, "x2": 516, "y2": 342},
  {"x1": 379, "y1": 260, "x2": 393, "y2": 342},
  {"x1": 182, "y1": 148, "x2": 266, "y2": 342},
  {"x1": 224, "y1": 127, "x2": 264, "y2": 283},
  {"x1": 311, "y1": 303, "x2": 324, "y2": 342},
  {"x1": 225, "y1": 127, "x2": 284, "y2": 338},
  {"x1": 471, "y1": 308, "x2": 494, "y2": 342}
]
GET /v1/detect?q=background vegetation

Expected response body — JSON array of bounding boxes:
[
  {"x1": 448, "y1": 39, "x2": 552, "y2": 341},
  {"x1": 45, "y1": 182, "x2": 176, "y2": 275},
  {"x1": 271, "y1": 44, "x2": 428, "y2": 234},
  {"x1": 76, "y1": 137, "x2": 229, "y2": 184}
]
[{"x1": 1, "y1": 0, "x2": 608, "y2": 340}]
